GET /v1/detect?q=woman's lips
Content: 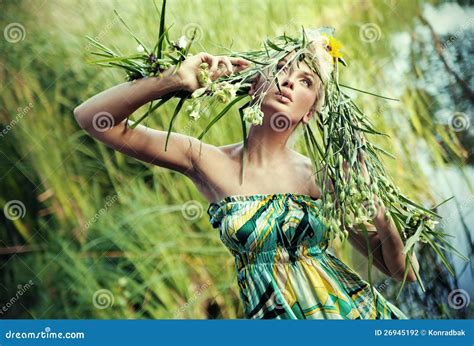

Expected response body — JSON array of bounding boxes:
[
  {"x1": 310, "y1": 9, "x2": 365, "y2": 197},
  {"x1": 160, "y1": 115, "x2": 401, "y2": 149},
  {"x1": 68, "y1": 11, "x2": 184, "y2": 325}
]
[{"x1": 275, "y1": 92, "x2": 292, "y2": 104}]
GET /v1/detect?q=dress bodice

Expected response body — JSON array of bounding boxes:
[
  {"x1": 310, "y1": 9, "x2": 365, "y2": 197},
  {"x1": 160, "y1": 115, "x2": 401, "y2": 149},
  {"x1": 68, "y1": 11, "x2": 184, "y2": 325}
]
[{"x1": 206, "y1": 193, "x2": 329, "y2": 260}]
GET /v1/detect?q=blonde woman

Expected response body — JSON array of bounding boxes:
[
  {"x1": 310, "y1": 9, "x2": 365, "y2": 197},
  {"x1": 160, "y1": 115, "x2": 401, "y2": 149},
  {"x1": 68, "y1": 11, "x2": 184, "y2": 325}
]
[{"x1": 74, "y1": 35, "x2": 418, "y2": 319}]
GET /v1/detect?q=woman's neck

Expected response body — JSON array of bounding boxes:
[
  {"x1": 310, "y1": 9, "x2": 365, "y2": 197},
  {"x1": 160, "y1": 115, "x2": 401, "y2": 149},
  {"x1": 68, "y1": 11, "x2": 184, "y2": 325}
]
[{"x1": 244, "y1": 125, "x2": 292, "y2": 169}]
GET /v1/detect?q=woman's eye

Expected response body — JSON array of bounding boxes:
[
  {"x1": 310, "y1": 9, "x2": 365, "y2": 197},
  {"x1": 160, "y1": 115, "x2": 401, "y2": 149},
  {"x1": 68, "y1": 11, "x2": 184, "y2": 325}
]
[
  {"x1": 276, "y1": 64, "x2": 287, "y2": 71},
  {"x1": 302, "y1": 79, "x2": 312, "y2": 87}
]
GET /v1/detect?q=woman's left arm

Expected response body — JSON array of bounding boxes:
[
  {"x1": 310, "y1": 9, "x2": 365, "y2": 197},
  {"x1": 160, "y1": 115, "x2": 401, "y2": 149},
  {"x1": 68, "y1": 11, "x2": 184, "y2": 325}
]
[
  {"x1": 371, "y1": 198, "x2": 419, "y2": 282},
  {"x1": 361, "y1": 155, "x2": 420, "y2": 282}
]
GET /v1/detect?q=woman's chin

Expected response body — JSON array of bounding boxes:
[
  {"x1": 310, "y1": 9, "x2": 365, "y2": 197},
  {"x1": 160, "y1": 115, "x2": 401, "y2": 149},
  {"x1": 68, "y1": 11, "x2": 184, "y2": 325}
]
[{"x1": 262, "y1": 99, "x2": 292, "y2": 115}]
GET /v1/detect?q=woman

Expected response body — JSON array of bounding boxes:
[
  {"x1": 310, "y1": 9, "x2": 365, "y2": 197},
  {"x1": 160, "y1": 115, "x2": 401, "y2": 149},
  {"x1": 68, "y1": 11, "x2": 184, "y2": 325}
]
[{"x1": 73, "y1": 42, "x2": 419, "y2": 319}]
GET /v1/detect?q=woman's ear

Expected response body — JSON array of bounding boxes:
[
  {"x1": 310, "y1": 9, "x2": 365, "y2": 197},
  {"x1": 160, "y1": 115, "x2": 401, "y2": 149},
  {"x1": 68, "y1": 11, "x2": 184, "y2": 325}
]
[
  {"x1": 302, "y1": 105, "x2": 316, "y2": 124},
  {"x1": 248, "y1": 74, "x2": 261, "y2": 97}
]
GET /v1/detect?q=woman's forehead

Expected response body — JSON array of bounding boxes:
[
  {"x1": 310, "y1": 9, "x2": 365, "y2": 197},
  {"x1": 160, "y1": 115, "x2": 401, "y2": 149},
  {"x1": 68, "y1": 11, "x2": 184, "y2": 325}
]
[
  {"x1": 278, "y1": 51, "x2": 317, "y2": 77},
  {"x1": 281, "y1": 50, "x2": 298, "y2": 61}
]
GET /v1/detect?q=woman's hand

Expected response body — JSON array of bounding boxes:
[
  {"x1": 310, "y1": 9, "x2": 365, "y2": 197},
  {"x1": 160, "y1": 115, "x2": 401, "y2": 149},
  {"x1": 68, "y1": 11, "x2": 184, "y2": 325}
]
[{"x1": 172, "y1": 52, "x2": 251, "y2": 92}]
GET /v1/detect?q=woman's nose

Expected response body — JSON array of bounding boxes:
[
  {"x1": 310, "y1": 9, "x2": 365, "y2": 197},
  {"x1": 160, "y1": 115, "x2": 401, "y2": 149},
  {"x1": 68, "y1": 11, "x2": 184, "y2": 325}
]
[{"x1": 281, "y1": 76, "x2": 295, "y2": 89}]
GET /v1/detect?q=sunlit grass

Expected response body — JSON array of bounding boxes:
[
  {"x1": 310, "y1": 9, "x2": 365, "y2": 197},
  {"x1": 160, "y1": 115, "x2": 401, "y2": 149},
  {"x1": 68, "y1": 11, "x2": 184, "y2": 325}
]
[{"x1": 0, "y1": 0, "x2": 471, "y2": 319}]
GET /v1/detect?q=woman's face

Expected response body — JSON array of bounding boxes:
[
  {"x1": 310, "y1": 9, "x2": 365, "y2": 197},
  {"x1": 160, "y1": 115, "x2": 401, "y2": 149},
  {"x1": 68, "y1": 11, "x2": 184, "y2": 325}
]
[{"x1": 249, "y1": 50, "x2": 320, "y2": 129}]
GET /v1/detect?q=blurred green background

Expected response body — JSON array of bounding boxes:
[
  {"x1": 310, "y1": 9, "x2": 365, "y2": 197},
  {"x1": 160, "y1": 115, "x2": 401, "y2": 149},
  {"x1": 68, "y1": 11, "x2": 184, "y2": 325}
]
[{"x1": 0, "y1": 0, "x2": 472, "y2": 319}]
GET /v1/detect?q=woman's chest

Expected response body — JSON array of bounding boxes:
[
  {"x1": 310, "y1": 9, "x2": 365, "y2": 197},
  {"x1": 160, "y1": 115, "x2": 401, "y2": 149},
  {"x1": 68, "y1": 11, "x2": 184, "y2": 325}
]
[{"x1": 218, "y1": 198, "x2": 328, "y2": 253}]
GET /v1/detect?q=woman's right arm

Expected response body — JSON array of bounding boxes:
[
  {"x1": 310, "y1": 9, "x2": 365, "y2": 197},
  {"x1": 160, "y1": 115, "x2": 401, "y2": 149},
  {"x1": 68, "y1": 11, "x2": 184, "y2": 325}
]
[{"x1": 73, "y1": 52, "x2": 251, "y2": 177}]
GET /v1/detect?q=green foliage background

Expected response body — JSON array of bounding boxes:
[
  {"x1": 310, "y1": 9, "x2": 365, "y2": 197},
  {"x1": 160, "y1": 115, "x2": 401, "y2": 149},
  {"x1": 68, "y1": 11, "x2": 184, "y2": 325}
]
[{"x1": 1, "y1": 0, "x2": 472, "y2": 319}]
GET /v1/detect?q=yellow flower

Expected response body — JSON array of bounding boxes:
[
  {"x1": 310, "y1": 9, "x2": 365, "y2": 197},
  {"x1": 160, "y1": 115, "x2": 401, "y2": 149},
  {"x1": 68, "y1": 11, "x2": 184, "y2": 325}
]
[{"x1": 322, "y1": 33, "x2": 343, "y2": 61}]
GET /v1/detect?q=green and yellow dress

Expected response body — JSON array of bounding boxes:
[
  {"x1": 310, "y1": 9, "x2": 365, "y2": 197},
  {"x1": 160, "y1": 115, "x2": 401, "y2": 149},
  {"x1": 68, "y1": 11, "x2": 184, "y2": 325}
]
[{"x1": 207, "y1": 193, "x2": 408, "y2": 319}]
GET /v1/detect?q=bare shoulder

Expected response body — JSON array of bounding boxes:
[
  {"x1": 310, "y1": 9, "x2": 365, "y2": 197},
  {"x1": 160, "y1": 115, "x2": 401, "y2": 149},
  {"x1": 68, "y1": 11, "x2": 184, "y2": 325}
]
[
  {"x1": 288, "y1": 149, "x2": 313, "y2": 171},
  {"x1": 192, "y1": 141, "x2": 240, "y2": 166},
  {"x1": 288, "y1": 149, "x2": 321, "y2": 197},
  {"x1": 216, "y1": 142, "x2": 242, "y2": 156},
  {"x1": 187, "y1": 141, "x2": 241, "y2": 200}
]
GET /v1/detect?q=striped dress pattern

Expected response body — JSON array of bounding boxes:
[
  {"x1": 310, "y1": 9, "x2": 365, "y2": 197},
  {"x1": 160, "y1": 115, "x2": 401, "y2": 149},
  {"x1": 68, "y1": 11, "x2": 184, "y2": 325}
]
[{"x1": 206, "y1": 193, "x2": 408, "y2": 319}]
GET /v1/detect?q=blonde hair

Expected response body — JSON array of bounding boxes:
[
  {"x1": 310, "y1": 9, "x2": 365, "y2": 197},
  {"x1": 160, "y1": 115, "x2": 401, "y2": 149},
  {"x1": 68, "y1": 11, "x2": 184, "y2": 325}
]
[{"x1": 288, "y1": 34, "x2": 334, "y2": 148}]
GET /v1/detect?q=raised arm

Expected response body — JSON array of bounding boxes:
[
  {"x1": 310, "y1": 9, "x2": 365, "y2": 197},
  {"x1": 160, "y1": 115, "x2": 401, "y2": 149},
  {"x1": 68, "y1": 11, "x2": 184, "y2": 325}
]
[{"x1": 73, "y1": 52, "x2": 251, "y2": 176}]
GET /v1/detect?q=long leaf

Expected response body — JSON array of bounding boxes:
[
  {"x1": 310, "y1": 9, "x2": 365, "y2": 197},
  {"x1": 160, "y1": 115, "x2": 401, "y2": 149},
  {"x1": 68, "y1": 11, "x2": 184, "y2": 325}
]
[
  {"x1": 164, "y1": 97, "x2": 186, "y2": 151},
  {"x1": 339, "y1": 83, "x2": 400, "y2": 101},
  {"x1": 113, "y1": 9, "x2": 150, "y2": 55},
  {"x1": 155, "y1": 0, "x2": 167, "y2": 59},
  {"x1": 403, "y1": 220, "x2": 424, "y2": 254},
  {"x1": 430, "y1": 195, "x2": 455, "y2": 210},
  {"x1": 197, "y1": 95, "x2": 248, "y2": 140},
  {"x1": 129, "y1": 93, "x2": 175, "y2": 129},
  {"x1": 238, "y1": 101, "x2": 251, "y2": 184},
  {"x1": 398, "y1": 194, "x2": 441, "y2": 217}
]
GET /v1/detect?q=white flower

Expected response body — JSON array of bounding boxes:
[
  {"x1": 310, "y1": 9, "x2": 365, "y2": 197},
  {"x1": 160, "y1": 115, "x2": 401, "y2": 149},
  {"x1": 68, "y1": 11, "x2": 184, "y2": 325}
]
[
  {"x1": 191, "y1": 87, "x2": 207, "y2": 98},
  {"x1": 176, "y1": 35, "x2": 188, "y2": 49},
  {"x1": 213, "y1": 82, "x2": 239, "y2": 104},
  {"x1": 186, "y1": 100, "x2": 202, "y2": 121},
  {"x1": 243, "y1": 105, "x2": 264, "y2": 125},
  {"x1": 136, "y1": 44, "x2": 145, "y2": 53},
  {"x1": 189, "y1": 110, "x2": 200, "y2": 120},
  {"x1": 222, "y1": 82, "x2": 238, "y2": 98}
]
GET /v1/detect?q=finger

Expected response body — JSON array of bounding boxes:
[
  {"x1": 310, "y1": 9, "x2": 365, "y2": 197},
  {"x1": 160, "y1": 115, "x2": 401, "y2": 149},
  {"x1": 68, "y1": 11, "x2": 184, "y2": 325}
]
[
  {"x1": 199, "y1": 52, "x2": 213, "y2": 65},
  {"x1": 212, "y1": 57, "x2": 232, "y2": 79},
  {"x1": 229, "y1": 57, "x2": 251, "y2": 67},
  {"x1": 221, "y1": 57, "x2": 234, "y2": 75},
  {"x1": 210, "y1": 55, "x2": 220, "y2": 78}
]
